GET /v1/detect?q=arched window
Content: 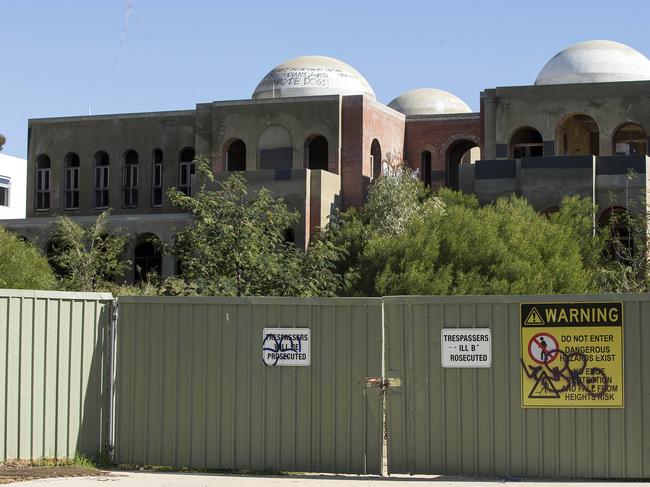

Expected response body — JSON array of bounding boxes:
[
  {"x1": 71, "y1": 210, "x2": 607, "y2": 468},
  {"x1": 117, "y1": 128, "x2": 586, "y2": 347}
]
[
  {"x1": 446, "y1": 140, "x2": 480, "y2": 190},
  {"x1": 305, "y1": 135, "x2": 328, "y2": 171},
  {"x1": 370, "y1": 139, "x2": 382, "y2": 179},
  {"x1": 510, "y1": 127, "x2": 543, "y2": 158},
  {"x1": 421, "y1": 150, "x2": 432, "y2": 187},
  {"x1": 133, "y1": 234, "x2": 162, "y2": 283},
  {"x1": 259, "y1": 125, "x2": 292, "y2": 170},
  {"x1": 94, "y1": 151, "x2": 109, "y2": 208},
  {"x1": 152, "y1": 149, "x2": 163, "y2": 207},
  {"x1": 64, "y1": 152, "x2": 80, "y2": 210},
  {"x1": 600, "y1": 207, "x2": 633, "y2": 262},
  {"x1": 613, "y1": 123, "x2": 647, "y2": 155},
  {"x1": 123, "y1": 150, "x2": 139, "y2": 208},
  {"x1": 226, "y1": 139, "x2": 246, "y2": 171},
  {"x1": 36, "y1": 154, "x2": 51, "y2": 210},
  {"x1": 179, "y1": 147, "x2": 195, "y2": 195},
  {"x1": 556, "y1": 114, "x2": 600, "y2": 156}
]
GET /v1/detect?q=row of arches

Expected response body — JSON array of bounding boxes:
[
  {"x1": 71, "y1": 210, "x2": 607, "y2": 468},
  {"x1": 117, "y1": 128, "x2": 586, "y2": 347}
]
[
  {"x1": 509, "y1": 117, "x2": 648, "y2": 158},
  {"x1": 36, "y1": 147, "x2": 196, "y2": 210},
  {"x1": 417, "y1": 140, "x2": 480, "y2": 190},
  {"x1": 224, "y1": 130, "x2": 330, "y2": 172}
]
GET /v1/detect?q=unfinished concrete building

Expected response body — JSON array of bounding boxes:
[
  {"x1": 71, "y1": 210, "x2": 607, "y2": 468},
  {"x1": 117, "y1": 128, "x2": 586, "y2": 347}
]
[{"x1": 6, "y1": 40, "x2": 650, "y2": 281}]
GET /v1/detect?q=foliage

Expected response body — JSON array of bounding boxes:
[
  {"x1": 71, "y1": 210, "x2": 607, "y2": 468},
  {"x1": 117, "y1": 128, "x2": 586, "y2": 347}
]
[
  {"x1": 0, "y1": 133, "x2": 5, "y2": 151},
  {"x1": 0, "y1": 226, "x2": 55, "y2": 290},
  {"x1": 328, "y1": 181, "x2": 605, "y2": 296},
  {"x1": 49, "y1": 211, "x2": 130, "y2": 292},
  {"x1": 167, "y1": 157, "x2": 344, "y2": 297}
]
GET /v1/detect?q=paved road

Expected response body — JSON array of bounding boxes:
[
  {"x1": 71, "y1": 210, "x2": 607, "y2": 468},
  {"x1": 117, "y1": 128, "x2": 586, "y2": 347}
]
[{"x1": 10, "y1": 471, "x2": 650, "y2": 486}]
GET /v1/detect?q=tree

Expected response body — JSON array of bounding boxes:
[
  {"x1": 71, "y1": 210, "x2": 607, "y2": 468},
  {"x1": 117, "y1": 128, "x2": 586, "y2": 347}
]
[
  {"x1": 0, "y1": 226, "x2": 55, "y2": 290},
  {"x1": 0, "y1": 134, "x2": 5, "y2": 152},
  {"x1": 49, "y1": 211, "x2": 130, "y2": 292},
  {"x1": 168, "y1": 157, "x2": 344, "y2": 296}
]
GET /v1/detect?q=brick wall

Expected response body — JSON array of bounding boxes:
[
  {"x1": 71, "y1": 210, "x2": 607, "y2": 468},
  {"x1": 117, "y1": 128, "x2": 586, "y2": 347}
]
[{"x1": 404, "y1": 115, "x2": 481, "y2": 189}]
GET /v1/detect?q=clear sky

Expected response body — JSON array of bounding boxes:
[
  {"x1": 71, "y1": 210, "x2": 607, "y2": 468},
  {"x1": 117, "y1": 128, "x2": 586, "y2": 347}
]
[{"x1": 2, "y1": 0, "x2": 650, "y2": 158}]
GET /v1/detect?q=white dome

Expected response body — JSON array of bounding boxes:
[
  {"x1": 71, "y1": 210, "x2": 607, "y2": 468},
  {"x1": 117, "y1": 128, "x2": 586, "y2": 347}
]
[
  {"x1": 252, "y1": 55, "x2": 375, "y2": 99},
  {"x1": 535, "y1": 40, "x2": 650, "y2": 85},
  {"x1": 387, "y1": 88, "x2": 472, "y2": 116}
]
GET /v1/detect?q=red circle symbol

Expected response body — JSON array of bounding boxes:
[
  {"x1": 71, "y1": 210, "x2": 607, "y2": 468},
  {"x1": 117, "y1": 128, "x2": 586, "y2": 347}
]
[{"x1": 528, "y1": 332, "x2": 559, "y2": 364}]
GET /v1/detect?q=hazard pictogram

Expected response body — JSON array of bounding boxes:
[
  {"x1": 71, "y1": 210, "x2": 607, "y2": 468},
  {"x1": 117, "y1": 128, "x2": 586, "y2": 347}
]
[
  {"x1": 524, "y1": 307, "x2": 545, "y2": 325},
  {"x1": 527, "y1": 332, "x2": 559, "y2": 365},
  {"x1": 528, "y1": 371, "x2": 561, "y2": 399}
]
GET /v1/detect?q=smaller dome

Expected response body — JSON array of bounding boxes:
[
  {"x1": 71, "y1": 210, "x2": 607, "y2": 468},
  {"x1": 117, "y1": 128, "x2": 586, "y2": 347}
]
[
  {"x1": 535, "y1": 40, "x2": 650, "y2": 85},
  {"x1": 388, "y1": 88, "x2": 472, "y2": 116},
  {"x1": 252, "y1": 55, "x2": 375, "y2": 100}
]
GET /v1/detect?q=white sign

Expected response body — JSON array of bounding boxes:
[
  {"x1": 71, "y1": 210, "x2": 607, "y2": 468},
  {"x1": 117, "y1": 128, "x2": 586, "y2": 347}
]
[
  {"x1": 441, "y1": 328, "x2": 491, "y2": 368},
  {"x1": 262, "y1": 328, "x2": 310, "y2": 366}
]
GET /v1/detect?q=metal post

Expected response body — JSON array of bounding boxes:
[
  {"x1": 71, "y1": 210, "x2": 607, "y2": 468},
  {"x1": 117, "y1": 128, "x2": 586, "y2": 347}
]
[{"x1": 105, "y1": 298, "x2": 119, "y2": 462}]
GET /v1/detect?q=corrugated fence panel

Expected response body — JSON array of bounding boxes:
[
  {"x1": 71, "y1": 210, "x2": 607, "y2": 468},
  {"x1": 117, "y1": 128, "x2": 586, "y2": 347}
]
[
  {"x1": 0, "y1": 290, "x2": 112, "y2": 461},
  {"x1": 385, "y1": 294, "x2": 650, "y2": 478},
  {"x1": 114, "y1": 296, "x2": 383, "y2": 474}
]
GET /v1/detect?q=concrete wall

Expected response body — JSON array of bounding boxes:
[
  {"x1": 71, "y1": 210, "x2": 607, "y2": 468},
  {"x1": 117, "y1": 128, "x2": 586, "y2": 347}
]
[
  {"x1": 27, "y1": 110, "x2": 197, "y2": 217},
  {"x1": 483, "y1": 80, "x2": 650, "y2": 160}
]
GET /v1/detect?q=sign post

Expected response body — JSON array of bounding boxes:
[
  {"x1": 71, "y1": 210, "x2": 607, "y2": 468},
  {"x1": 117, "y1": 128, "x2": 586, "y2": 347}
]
[{"x1": 520, "y1": 302, "x2": 623, "y2": 408}]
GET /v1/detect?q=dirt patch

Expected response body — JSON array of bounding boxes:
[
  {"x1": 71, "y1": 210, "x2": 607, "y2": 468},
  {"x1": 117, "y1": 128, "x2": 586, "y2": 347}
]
[{"x1": 0, "y1": 463, "x2": 107, "y2": 484}]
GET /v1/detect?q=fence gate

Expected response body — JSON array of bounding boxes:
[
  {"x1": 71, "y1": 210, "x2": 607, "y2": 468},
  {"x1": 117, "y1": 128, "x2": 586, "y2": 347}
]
[
  {"x1": 114, "y1": 296, "x2": 384, "y2": 474},
  {"x1": 384, "y1": 295, "x2": 650, "y2": 479}
]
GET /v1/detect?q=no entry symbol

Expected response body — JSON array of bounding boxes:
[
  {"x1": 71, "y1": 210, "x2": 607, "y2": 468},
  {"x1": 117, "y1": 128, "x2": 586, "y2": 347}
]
[{"x1": 528, "y1": 332, "x2": 559, "y2": 365}]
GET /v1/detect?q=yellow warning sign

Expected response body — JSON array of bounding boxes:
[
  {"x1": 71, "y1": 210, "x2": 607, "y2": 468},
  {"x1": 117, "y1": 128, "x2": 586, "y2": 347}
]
[
  {"x1": 524, "y1": 307, "x2": 545, "y2": 325},
  {"x1": 520, "y1": 302, "x2": 623, "y2": 408}
]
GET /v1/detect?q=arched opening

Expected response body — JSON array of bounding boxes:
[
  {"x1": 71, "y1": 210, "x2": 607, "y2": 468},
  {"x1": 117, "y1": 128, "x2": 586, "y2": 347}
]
[
  {"x1": 370, "y1": 139, "x2": 382, "y2": 179},
  {"x1": 152, "y1": 149, "x2": 163, "y2": 207},
  {"x1": 283, "y1": 228, "x2": 296, "y2": 244},
  {"x1": 179, "y1": 147, "x2": 195, "y2": 195},
  {"x1": 421, "y1": 150, "x2": 432, "y2": 187},
  {"x1": 599, "y1": 207, "x2": 633, "y2": 262},
  {"x1": 259, "y1": 125, "x2": 292, "y2": 170},
  {"x1": 226, "y1": 139, "x2": 246, "y2": 171},
  {"x1": 305, "y1": 135, "x2": 329, "y2": 171},
  {"x1": 613, "y1": 123, "x2": 647, "y2": 155},
  {"x1": 133, "y1": 234, "x2": 162, "y2": 283},
  {"x1": 510, "y1": 127, "x2": 543, "y2": 158},
  {"x1": 94, "y1": 151, "x2": 109, "y2": 208},
  {"x1": 64, "y1": 153, "x2": 80, "y2": 210},
  {"x1": 36, "y1": 154, "x2": 51, "y2": 210},
  {"x1": 446, "y1": 140, "x2": 480, "y2": 190},
  {"x1": 123, "y1": 149, "x2": 139, "y2": 207},
  {"x1": 556, "y1": 114, "x2": 600, "y2": 156}
]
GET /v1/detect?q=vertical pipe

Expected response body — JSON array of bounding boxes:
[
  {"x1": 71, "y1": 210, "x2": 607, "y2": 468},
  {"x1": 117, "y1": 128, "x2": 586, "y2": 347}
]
[{"x1": 106, "y1": 298, "x2": 118, "y2": 462}]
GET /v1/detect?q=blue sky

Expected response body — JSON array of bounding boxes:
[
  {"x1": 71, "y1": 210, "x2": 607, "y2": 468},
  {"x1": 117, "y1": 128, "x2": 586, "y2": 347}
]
[{"x1": 2, "y1": 0, "x2": 650, "y2": 158}]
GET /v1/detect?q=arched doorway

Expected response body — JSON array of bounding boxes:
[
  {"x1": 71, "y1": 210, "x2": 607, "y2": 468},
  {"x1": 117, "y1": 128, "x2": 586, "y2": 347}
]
[
  {"x1": 305, "y1": 135, "x2": 329, "y2": 171},
  {"x1": 446, "y1": 140, "x2": 480, "y2": 190},
  {"x1": 225, "y1": 139, "x2": 246, "y2": 171},
  {"x1": 510, "y1": 127, "x2": 543, "y2": 158},
  {"x1": 370, "y1": 139, "x2": 382, "y2": 179},
  {"x1": 421, "y1": 150, "x2": 432, "y2": 186},
  {"x1": 556, "y1": 114, "x2": 600, "y2": 156},
  {"x1": 133, "y1": 234, "x2": 162, "y2": 283},
  {"x1": 613, "y1": 123, "x2": 647, "y2": 155}
]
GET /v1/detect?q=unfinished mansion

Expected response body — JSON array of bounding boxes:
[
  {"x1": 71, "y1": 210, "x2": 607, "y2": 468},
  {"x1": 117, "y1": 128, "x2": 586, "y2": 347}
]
[{"x1": 8, "y1": 39, "x2": 650, "y2": 281}]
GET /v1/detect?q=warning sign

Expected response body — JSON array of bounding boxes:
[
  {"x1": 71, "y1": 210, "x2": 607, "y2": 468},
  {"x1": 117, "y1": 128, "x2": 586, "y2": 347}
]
[
  {"x1": 262, "y1": 328, "x2": 310, "y2": 366},
  {"x1": 520, "y1": 302, "x2": 623, "y2": 408}
]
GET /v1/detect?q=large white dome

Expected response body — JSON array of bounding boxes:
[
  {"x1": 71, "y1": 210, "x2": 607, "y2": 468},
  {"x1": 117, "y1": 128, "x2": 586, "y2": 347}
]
[
  {"x1": 252, "y1": 55, "x2": 376, "y2": 100},
  {"x1": 387, "y1": 88, "x2": 472, "y2": 116},
  {"x1": 535, "y1": 40, "x2": 650, "y2": 85}
]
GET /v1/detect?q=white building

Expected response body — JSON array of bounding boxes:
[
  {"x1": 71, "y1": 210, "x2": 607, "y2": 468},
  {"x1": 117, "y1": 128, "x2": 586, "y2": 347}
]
[{"x1": 0, "y1": 154, "x2": 26, "y2": 219}]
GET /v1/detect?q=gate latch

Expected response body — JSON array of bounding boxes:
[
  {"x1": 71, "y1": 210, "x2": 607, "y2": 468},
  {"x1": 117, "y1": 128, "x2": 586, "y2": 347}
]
[{"x1": 362, "y1": 377, "x2": 401, "y2": 389}]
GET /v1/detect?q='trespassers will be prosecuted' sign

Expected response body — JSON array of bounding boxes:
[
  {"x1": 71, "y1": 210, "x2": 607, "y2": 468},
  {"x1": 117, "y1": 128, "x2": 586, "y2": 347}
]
[
  {"x1": 441, "y1": 328, "x2": 492, "y2": 368},
  {"x1": 262, "y1": 328, "x2": 311, "y2": 366}
]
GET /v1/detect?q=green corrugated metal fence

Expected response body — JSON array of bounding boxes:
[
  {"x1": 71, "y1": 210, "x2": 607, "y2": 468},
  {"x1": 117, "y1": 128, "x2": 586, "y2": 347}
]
[
  {"x1": 114, "y1": 296, "x2": 383, "y2": 474},
  {"x1": 0, "y1": 290, "x2": 113, "y2": 461},
  {"x1": 385, "y1": 294, "x2": 650, "y2": 478}
]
